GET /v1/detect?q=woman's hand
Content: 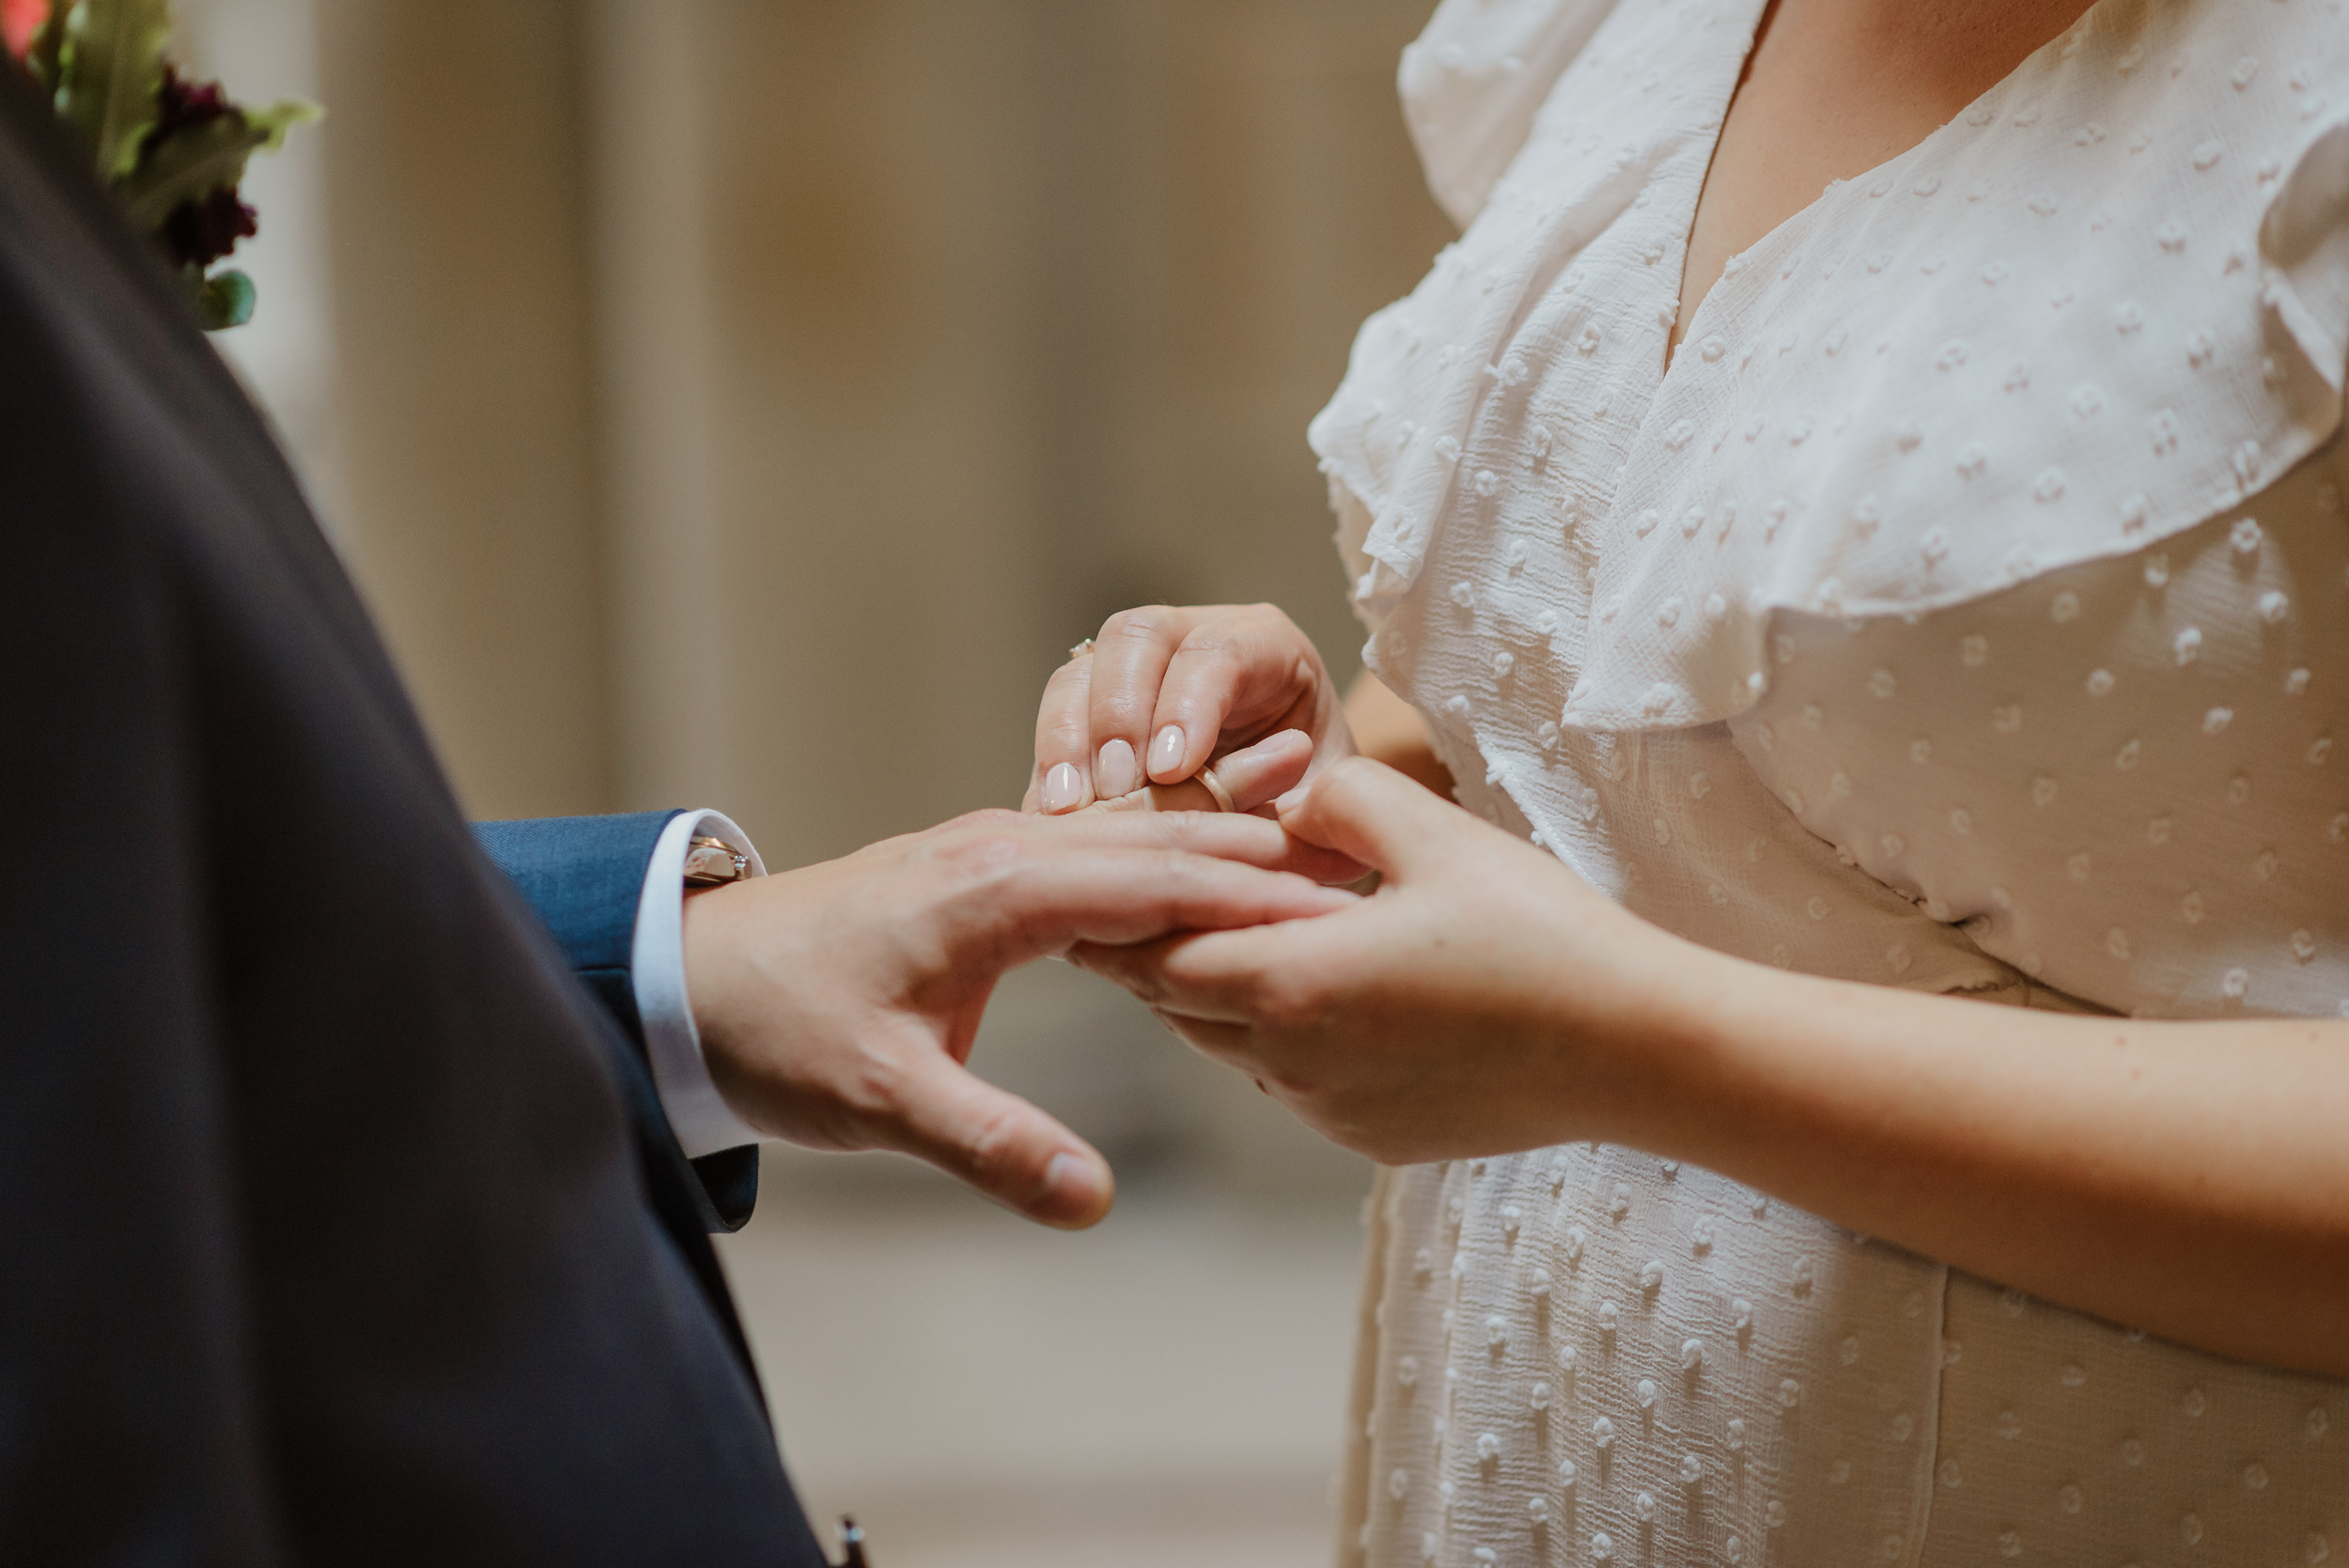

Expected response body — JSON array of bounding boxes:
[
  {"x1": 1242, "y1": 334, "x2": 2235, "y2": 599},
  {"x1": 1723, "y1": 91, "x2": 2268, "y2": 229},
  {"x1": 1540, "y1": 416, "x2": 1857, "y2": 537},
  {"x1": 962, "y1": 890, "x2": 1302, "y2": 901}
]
[
  {"x1": 1069, "y1": 757, "x2": 1692, "y2": 1163},
  {"x1": 1025, "y1": 604, "x2": 1356, "y2": 815},
  {"x1": 1077, "y1": 727, "x2": 1329, "y2": 821}
]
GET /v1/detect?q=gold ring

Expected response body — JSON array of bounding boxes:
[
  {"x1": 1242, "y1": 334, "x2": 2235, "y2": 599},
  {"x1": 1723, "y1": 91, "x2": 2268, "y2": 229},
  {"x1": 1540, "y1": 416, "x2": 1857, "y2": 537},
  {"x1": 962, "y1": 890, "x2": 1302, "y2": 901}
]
[
  {"x1": 1067, "y1": 638, "x2": 1096, "y2": 662},
  {"x1": 1197, "y1": 763, "x2": 1237, "y2": 814}
]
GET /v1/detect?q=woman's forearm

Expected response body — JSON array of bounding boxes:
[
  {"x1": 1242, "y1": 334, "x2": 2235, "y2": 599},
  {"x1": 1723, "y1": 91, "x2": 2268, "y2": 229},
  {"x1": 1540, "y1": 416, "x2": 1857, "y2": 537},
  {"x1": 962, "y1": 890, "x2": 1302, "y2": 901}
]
[
  {"x1": 1109, "y1": 754, "x2": 2349, "y2": 1374},
  {"x1": 1342, "y1": 673, "x2": 1455, "y2": 800},
  {"x1": 1627, "y1": 948, "x2": 2349, "y2": 1374}
]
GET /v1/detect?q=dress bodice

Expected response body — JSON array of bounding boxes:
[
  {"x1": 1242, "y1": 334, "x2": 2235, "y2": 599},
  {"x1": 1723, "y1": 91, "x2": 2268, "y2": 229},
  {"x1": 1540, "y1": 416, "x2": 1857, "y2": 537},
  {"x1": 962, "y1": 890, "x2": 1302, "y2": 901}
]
[
  {"x1": 1739, "y1": 449, "x2": 2349, "y2": 1020},
  {"x1": 1317, "y1": 1, "x2": 2349, "y2": 1564}
]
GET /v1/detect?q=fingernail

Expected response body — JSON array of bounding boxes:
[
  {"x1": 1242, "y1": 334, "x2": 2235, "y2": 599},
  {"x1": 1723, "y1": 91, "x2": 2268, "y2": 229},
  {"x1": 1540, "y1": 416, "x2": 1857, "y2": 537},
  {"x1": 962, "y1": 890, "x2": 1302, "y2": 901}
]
[
  {"x1": 1096, "y1": 737, "x2": 1139, "y2": 798},
  {"x1": 1148, "y1": 724, "x2": 1186, "y2": 780},
  {"x1": 1042, "y1": 1151, "x2": 1110, "y2": 1219},
  {"x1": 1274, "y1": 783, "x2": 1311, "y2": 815},
  {"x1": 1041, "y1": 761, "x2": 1085, "y2": 813}
]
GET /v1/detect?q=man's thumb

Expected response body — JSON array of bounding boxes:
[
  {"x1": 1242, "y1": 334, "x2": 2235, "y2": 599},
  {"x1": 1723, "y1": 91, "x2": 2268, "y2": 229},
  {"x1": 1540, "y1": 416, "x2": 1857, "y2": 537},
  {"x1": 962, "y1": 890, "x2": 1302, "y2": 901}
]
[
  {"x1": 883, "y1": 1053, "x2": 1114, "y2": 1229},
  {"x1": 1274, "y1": 754, "x2": 1461, "y2": 878}
]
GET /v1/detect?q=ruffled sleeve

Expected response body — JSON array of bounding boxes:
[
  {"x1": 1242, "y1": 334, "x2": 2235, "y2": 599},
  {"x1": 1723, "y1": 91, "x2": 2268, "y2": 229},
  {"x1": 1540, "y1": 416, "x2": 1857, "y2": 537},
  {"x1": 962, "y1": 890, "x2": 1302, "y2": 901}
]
[
  {"x1": 1559, "y1": 15, "x2": 2349, "y2": 733},
  {"x1": 1399, "y1": 0, "x2": 1625, "y2": 228},
  {"x1": 2263, "y1": 105, "x2": 2349, "y2": 400}
]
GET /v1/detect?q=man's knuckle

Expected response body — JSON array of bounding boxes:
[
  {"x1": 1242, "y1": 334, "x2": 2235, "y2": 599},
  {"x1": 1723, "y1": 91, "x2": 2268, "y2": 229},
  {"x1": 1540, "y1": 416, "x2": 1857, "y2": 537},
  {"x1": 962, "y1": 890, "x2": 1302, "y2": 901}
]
[
  {"x1": 934, "y1": 828, "x2": 1031, "y2": 884},
  {"x1": 960, "y1": 1103, "x2": 1035, "y2": 1187},
  {"x1": 1143, "y1": 825, "x2": 1208, "y2": 864},
  {"x1": 1167, "y1": 816, "x2": 1224, "y2": 854},
  {"x1": 832, "y1": 1046, "x2": 910, "y2": 1128}
]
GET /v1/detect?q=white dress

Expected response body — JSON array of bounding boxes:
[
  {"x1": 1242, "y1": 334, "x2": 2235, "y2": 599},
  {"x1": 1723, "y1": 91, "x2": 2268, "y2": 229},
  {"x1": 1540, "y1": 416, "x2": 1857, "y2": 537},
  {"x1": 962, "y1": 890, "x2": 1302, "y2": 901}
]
[{"x1": 1309, "y1": 1, "x2": 2349, "y2": 1564}]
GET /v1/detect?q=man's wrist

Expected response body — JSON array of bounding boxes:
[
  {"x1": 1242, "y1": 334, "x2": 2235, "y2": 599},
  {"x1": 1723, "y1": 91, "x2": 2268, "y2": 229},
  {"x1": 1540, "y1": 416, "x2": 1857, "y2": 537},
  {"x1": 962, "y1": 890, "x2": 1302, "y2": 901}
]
[{"x1": 631, "y1": 809, "x2": 766, "y2": 1157}]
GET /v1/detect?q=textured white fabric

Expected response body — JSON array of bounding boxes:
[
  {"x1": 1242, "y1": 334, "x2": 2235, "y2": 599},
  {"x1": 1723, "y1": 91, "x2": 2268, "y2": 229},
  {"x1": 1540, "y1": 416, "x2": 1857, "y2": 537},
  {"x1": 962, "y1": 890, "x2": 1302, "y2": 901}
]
[
  {"x1": 1741, "y1": 472, "x2": 2349, "y2": 1018},
  {"x1": 1316, "y1": 0, "x2": 2349, "y2": 730},
  {"x1": 1399, "y1": 0, "x2": 1626, "y2": 228},
  {"x1": 1319, "y1": 4, "x2": 2349, "y2": 1566}
]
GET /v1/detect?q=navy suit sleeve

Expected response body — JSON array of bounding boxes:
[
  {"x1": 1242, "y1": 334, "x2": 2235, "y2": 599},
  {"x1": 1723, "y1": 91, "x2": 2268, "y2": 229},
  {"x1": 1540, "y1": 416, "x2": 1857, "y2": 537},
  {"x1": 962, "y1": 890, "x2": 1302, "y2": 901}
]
[
  {"x1": 473, "y1": 813, "x2": 760, "y2": 1233},
  {"x1": 472, "y1": 811, "x2": 678, "y2": 1045}
]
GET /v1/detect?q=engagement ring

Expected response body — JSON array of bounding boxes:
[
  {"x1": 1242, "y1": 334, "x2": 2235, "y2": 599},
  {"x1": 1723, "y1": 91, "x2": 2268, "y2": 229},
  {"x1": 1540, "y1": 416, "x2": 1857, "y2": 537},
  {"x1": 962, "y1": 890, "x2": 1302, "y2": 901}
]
[{"x1": 1197, "y1": 765, "x2": 1237, "y2": 814}]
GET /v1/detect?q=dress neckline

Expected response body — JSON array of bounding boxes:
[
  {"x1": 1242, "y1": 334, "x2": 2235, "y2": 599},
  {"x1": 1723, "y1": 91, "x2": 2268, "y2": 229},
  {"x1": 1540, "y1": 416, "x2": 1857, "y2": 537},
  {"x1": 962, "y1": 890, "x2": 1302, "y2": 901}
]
[{"x1": 1661, "y1": 0, "x2": 2124, "y2": 390}]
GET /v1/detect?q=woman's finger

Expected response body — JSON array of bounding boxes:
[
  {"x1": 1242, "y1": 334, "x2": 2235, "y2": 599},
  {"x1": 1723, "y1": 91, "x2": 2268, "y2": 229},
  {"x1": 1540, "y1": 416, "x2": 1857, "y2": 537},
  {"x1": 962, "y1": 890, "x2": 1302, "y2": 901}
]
[
  {"x1": 1030, "y1": 650, "x2": 1098, "y2": 813},
  {"x1": 1144, "y1": 1006, "x2": 1260, "y2": 1065},
  {"x1": 1276, "y1": 754, "x2": 1477, "y2": 878},
  {"x1": 1066, "y1": 924, "x2": 1293, "y2": 1022},
  {"x1": 1149, "y1": 608, "x2": 1324, "y2": 784},
  {"x1": 1028, "y1": 798, "x2": 1294, "y2": 864},
  {"x1": 1081, "y1": 778, "x2": 1222, "y2": 815},
  {"x1": 1209, "y1": 728, "x2": 1315, "y2": 813},
  {"x1": 1086, "y1": 606, "x2": 1201, "y2": 799},
  {"x1": 1081, "y1": 729, "x2": 1312, "y2": 815}
]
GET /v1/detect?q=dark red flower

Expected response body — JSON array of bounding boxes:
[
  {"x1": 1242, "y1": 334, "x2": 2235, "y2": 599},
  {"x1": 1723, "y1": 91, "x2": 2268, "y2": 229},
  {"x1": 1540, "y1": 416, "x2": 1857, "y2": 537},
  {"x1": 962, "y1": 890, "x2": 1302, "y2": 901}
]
[
  {"x1": 141, "y1": 65, "x2": 237, "y2": 157},
  {"x1": 161, "y1": 185, "x2": 257, "y2": 271},
  {"x1": 141, "y1": 67, "x2": 260, "y2": 270}
]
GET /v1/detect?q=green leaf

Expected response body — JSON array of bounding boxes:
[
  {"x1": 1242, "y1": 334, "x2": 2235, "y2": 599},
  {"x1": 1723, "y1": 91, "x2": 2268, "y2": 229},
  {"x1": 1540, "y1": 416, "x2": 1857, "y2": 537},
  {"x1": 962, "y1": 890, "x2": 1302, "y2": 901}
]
[
  {"x1": 194, "y1": 266, "x2": 253, "y2": 331},
  {"x1": 116, "y1": 99, "x2": 317, "y2": 230},
  {"x1": 55, "y1": 0, "x2": 174, "y2": 181},
  {"x1": 241, "y1": 96, "x2": 319, "y2": 151},
  {"x1": 117, "y1": 110, "x2": 263, "y2": 227}
]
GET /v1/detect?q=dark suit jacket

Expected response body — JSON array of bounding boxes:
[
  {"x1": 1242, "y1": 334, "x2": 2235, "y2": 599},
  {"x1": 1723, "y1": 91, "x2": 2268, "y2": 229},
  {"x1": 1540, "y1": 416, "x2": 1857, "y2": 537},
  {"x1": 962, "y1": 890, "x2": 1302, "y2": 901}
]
[
  {"x1": 0, "y1": 66, "x2": 825, "y2": 1567},
  {"x1": 473, "y1": 812, "x2": 763, "y2": 1233}
]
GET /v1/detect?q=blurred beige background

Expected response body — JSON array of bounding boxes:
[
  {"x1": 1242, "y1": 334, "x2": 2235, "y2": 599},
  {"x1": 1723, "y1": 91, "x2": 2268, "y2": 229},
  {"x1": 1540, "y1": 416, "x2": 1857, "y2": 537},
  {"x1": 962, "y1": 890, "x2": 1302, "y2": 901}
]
[{"x1": 179, "y1": 1, "x2": 1453, "y2": 1561}]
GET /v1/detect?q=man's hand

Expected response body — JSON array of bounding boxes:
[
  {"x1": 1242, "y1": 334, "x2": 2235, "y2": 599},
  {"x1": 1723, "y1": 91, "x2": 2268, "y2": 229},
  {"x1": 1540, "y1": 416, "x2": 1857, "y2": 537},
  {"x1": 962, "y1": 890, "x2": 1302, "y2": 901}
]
[{"x1": 679, "y1": 808, "x2": 1357, "y2": 1228}]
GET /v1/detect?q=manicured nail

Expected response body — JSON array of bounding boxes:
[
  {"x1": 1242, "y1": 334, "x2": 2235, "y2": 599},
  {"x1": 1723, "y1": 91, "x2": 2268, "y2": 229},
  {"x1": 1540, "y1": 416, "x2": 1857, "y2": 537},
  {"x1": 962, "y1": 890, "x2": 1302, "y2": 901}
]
[
  {"x1": 1096, "y1": 737, "x2": 1139, "y2": 799},
  {"x1": 1041, "y1": 761, "x2": 1085, "y2": 813},
  {"x1": 1148, "y1": 724, "x2": 1186, "y2": 780},
  {"x1": 1042, "y1": 1151, "x2": 1109, "y2": 1219}
]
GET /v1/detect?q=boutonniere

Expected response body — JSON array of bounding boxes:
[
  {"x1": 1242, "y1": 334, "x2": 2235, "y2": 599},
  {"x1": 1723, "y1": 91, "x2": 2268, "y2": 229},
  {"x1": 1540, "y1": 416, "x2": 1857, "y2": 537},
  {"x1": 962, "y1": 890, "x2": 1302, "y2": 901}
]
[{"x1": 6, "y1": 0, "x2": 316, "y2": 329}]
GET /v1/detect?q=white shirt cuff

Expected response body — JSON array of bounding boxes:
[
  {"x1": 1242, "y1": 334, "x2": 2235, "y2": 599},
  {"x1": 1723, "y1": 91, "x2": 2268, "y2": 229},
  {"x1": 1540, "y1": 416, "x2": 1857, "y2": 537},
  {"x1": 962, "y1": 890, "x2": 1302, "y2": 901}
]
[{"x1": 632, "y1": 809, "x2": 767, "y2": 1158}]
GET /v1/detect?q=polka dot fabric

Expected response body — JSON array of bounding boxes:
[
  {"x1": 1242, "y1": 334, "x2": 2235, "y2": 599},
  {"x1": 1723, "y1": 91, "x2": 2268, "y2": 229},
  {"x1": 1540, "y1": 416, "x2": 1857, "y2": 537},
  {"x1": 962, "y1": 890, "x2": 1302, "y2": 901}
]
[
  {"x1": 1345, "y1": 1154, "x2": 1950, "y2": 1568},
  {"x1": 1926, "y1": 1272, "x2": 2342, "y2": 1568},
  {"x1": 1318, "y1": 1, "x2": 2349, "y2": 1564},
  {"x1": 1316, "y1": 0, "x2": 2349, "y2": 729},
  {"x1": 1738, "y1": 453, "x2": 2349, "y2": 1019}
]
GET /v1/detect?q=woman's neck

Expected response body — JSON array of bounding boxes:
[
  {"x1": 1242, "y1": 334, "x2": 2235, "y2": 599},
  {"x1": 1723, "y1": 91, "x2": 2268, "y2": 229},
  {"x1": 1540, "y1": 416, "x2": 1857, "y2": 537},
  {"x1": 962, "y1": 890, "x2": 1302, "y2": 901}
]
[{"x1": 1670, "y1": 0, "x2": 2102, "y2": 357}]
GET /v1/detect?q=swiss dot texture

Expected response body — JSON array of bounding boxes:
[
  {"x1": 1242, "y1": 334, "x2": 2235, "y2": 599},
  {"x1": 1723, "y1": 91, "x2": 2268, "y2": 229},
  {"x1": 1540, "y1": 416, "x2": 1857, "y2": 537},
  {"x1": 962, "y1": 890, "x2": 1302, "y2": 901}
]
[{"x1": 1329, "y1": 2, "x2": 2349, "y2": 1566}]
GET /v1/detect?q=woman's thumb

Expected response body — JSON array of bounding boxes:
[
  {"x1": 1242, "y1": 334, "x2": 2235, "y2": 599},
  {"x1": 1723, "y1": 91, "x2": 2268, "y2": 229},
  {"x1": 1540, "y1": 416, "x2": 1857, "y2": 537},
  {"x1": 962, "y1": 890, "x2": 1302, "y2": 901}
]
[{"x1": 1273, "y1": 755, "x2": 1461, "y2": 878}]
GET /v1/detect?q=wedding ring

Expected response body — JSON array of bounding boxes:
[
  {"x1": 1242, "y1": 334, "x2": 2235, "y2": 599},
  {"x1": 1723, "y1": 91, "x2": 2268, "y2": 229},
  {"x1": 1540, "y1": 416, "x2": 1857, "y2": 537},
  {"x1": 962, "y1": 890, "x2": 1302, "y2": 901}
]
[
  {"x1": 1066, "y1": 637, "x2": 1096, "y2": 661},
  {"x1": 1197, "y1": 763, "x2": 1237, "y2": 814}
]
